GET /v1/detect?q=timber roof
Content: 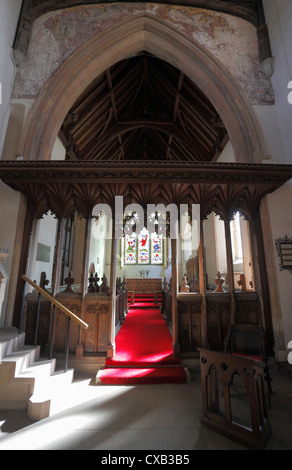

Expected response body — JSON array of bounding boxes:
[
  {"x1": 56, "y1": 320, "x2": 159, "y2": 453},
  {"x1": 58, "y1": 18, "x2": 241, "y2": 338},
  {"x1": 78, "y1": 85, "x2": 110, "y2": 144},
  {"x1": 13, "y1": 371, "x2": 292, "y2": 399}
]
[{"x1": 59, "y1": 53, "x2": 228, "y2": 163}]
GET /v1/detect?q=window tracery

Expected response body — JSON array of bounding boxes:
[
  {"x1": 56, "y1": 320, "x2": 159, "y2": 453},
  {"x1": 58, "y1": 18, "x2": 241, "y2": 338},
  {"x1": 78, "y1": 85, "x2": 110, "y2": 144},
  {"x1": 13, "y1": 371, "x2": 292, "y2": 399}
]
[{"x1": 124, "y1": 228, "x2": 163, "y2": 265}]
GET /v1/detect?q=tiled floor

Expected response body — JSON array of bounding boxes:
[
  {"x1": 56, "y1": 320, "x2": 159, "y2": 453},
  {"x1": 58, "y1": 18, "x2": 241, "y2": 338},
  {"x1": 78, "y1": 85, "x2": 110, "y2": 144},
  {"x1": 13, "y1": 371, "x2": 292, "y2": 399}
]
[{"x1": 0, "y1": 361, "x2": 292, "y2": 451}]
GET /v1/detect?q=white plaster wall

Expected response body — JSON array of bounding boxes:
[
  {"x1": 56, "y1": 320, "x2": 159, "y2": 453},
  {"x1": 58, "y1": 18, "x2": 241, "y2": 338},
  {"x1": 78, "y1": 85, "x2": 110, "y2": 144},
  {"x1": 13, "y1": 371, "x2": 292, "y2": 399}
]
[
  {"x1": 217, "y1": 140, "x2": 236, "y2": 163},
  {"x1": 117, "y1": 263, "x2": 166, "y2": 281},
  {"x1": 51, "y1": 137, "x2": 66, "y2": 160},
  {"x1": 263, "y1": 0, "x2": 292, "y2": 165},
  {"x1": 240, "y1": 217, "x2": 254, "y2": 291},
  {"x1": 252, "y1": 104, "x2": 287, "y2": 163},
  {"x1": 0, "y1": 1, "x2": 22, "y2": 325},
  {"x1": 89, "y1": 218, "x2": 107, "y2": 280},
  {"x1": 0, "y1": 0, "x2": 22, "y2": 157},
  {"x1": 266, "y1": 184, "x2": 292, "y2": 356},
  {"x1": 0, "y1": 181, "x2": 20, "y2": 326},
  {"x1": 214, "y1": 215, "x2": 227, "y2": 278},
  {"x1": 261, "y1": 1, "x2": 292, "y2": 356}
]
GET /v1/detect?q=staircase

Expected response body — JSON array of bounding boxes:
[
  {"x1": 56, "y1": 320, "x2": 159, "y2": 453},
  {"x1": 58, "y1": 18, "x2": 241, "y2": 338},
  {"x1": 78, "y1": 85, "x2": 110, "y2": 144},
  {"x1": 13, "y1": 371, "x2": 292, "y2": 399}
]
[{"x1": 0, "y1": 327, "x2": 74, "y2": 421}]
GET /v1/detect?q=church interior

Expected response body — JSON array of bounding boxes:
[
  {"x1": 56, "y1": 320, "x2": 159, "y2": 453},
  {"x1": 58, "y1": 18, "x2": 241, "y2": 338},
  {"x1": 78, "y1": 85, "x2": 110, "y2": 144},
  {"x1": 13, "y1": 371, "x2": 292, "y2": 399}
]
[{"x1": 0, "y1": 0, "x2": 292, "y2": 451}]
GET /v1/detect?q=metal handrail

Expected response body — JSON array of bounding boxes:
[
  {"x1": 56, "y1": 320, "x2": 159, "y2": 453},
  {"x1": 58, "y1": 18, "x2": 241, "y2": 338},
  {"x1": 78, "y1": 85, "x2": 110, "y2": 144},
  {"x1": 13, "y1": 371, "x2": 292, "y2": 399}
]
[
  {"x1": 21, "y1": 275, "x2": 88, "y2": 329},
  {"x1": 20, "y1": 275, "x2": 88, "y2": 371}
]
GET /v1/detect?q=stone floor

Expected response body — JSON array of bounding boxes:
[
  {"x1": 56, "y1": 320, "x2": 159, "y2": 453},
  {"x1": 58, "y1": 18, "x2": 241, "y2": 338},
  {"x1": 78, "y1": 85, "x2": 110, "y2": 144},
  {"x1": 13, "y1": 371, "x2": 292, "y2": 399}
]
[{"x1": 0, "y1": 360, "x2": 292, "y2": 451}]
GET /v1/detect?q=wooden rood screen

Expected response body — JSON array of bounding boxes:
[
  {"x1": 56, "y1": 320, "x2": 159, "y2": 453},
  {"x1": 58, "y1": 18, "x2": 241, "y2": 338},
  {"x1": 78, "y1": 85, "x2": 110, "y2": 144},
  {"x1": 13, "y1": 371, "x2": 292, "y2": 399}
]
[{"x1": 199, "y1": 348, "x2": 272, "y2": 450}]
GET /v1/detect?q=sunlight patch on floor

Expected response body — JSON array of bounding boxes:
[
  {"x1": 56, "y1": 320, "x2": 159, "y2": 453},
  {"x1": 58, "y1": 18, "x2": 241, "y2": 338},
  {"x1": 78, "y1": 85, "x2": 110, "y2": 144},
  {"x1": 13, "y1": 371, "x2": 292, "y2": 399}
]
[{"x1": 0, "y1": 380, "x2": 137, "y2": 450}]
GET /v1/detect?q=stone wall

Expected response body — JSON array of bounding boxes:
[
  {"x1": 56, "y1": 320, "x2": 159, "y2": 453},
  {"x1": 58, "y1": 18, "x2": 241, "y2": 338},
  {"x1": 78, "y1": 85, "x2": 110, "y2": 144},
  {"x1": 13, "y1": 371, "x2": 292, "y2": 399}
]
[{"x1": 12, "y1": 3, "x2": 273, "y2": 105}]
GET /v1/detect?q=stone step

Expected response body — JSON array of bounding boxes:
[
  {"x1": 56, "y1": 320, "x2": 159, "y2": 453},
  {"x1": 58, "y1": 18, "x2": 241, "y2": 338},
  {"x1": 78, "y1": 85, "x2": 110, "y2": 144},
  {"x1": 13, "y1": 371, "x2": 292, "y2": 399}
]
[
  {"x1": 0, "y1": 347, "x2": 56, "y2": 413},
  {"x1": 96, "y1": 366, "x2": 188, "y2": 385},
  {"x1": 28, "y1": 368, "x2": 74, "y2": 420},
  {"x1": 129, "y1": 303, "x2": 159, "y2": 309},
  {"x1": 0, "y1": 327, "x2": 74, "y2": 420},
  {"x1": 0, "y1": 327, "x2": 25, "y2": 359},
  {"x1": 1, "y1": 345, "x2": 41, "y2": 375}
]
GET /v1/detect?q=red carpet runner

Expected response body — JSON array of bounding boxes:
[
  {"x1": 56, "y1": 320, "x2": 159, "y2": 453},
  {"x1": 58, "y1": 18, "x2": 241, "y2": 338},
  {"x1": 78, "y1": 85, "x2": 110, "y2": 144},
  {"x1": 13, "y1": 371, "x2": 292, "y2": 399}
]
[{"x1": 97, "y1": 295, "x2": 186, "y2": 385}]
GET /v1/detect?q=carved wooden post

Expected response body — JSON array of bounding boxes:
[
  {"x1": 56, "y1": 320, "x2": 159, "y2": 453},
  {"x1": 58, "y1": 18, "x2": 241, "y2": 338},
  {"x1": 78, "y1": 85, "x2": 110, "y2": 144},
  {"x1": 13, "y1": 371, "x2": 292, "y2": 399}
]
[
  {"x1": 248, "y1": 215, "x2": 265, "y2": 327},
  {"x1": 199, "y1": 220, "x2": 209, "y2": 348},
  {"x1": 76, "y1": 217, "x2": 92, "y2": 358},
  {"x1": 49, "y1": 217, "x2": 68, "y2": 357},
  {"x1": 171, "y1": 235, "x2": 180, "y2": 357},
  {"x1": 51, "y1": 218, "x2": 66, "y2": 296},
  {"x1": 107, "y1": 217, "x2": 117, "y2": 359},
  {"x1": 249, "y1": 210, "x2": 274, "y2": 351}
]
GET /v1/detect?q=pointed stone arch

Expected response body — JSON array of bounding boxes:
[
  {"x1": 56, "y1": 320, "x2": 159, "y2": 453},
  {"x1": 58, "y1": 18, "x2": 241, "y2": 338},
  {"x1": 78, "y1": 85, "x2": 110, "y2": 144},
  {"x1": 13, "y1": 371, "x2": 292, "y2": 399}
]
[{"x1": 19, "y1": 14, "x2": 267, "y2": 163}]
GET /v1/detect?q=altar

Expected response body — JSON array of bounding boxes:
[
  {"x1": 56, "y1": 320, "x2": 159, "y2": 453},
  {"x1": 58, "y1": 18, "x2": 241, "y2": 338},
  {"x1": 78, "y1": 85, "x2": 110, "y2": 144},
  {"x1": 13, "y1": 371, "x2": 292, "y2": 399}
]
[{"x1": 125, "y1": 278, "x2": 162, "y2": 295}]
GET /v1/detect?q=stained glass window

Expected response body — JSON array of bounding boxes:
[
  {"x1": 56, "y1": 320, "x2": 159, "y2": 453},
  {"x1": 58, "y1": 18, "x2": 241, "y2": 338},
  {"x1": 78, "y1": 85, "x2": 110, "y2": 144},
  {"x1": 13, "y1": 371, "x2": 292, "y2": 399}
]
[
  {"x1": 124, "y1": 233, "x2": 137, "y2": 264},
  {"x1": 124, "y1": 228, "x2": 163, "y2": 265},
  {"x1": 138, "y1": 228, "x2": 150, "y2": 264},
  {"x1": 151, "y1": 233, "x2": 163, "y2": 264}
]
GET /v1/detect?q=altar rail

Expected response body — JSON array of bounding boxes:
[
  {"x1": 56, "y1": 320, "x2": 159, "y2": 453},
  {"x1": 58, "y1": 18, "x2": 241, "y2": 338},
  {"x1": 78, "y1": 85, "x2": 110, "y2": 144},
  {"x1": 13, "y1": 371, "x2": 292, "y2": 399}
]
[{"x1": 199, "y1": 348, "x2": 272, "y2": 449}]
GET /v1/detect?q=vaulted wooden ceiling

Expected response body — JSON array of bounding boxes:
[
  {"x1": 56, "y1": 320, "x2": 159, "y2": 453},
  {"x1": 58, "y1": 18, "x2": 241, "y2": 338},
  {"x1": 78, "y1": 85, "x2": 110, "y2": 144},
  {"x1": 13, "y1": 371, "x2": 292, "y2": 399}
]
[{"x1": 59, "y1": 53, "x2": 228, "y2": 162}]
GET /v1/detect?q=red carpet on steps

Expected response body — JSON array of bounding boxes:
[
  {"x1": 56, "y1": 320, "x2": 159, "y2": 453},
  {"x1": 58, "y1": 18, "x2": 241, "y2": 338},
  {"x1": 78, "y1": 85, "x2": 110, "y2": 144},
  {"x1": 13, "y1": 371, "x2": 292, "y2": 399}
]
[{"x1": 98, "y1": 296, "x2": 186, "y2": 385}]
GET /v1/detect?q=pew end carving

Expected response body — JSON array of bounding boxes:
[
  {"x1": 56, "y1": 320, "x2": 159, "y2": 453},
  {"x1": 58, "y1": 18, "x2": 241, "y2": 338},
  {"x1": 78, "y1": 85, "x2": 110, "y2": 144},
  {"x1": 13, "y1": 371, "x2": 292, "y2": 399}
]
[
  {"x1": 199, "y1": 348, "x2": 272, "y2": 450},
  {"x1": 224, "y1": 323, "x2": 272, "y2": 407}
]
